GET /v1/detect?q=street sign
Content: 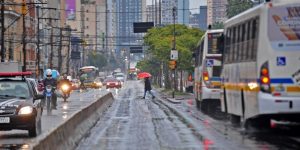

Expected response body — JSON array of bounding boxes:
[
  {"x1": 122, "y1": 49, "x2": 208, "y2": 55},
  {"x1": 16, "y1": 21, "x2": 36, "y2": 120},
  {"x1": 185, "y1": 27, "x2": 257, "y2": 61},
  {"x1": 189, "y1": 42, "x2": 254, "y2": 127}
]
[
  {"x1": 170, "y1": 50, "x2": 178, "y2": 60},
  {"x1": 130, "y1": 47, "x2": 143, "y2": 53},
  {"x1": 133, "y1": 22, "x2": 154, "y2": 33}
]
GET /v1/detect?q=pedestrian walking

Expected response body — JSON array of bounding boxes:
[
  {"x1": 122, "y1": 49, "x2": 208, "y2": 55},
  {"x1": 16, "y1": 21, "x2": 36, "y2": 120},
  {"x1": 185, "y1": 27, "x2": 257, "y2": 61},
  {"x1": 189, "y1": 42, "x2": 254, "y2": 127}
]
[{"x1": 142, "y1": 77, "x2": 155, "y2": 99}]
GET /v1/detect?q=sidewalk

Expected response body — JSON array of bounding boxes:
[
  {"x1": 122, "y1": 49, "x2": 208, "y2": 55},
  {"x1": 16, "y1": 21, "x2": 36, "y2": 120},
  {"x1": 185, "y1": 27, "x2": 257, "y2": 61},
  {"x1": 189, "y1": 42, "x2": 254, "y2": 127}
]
[{"x1": 155, "y1": 87, "x2": 195, "y2": 104}]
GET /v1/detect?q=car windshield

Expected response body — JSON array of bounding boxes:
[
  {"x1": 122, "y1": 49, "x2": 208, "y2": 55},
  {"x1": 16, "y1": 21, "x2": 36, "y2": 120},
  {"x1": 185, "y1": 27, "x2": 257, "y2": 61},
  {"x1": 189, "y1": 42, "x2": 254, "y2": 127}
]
[{"x1": 0, "y1": 81, "x2": 30, "y2": 99}]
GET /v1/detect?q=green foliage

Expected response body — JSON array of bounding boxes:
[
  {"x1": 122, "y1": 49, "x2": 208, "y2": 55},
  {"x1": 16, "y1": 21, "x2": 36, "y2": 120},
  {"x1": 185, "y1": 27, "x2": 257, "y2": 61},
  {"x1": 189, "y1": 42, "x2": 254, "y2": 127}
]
[
  {"x1": 143, "y1": 24, "x2": 203, "y2": 72},
  {"x1": 227, "y1": 0, "x2": 253, "y2": 18},
  {"x1": 136, "y1": 58, "x2": 160, "y2": 76},
  {"x1": 212, "y1": 22, "x2": 224, "y2": 29},
  {"x1": 87, "y1": 52, "x2": 107, "y2": 69}
]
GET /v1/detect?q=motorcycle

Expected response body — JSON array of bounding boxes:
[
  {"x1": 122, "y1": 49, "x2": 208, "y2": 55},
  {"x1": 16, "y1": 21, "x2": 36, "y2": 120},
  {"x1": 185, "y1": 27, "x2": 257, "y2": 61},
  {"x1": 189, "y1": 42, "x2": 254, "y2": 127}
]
[
  {"x1": 45, "y1": 85, "x2": 53, "y2": 115},
  {"x1": 61, "y1": 83, "x2": 71, "y2": 102}
]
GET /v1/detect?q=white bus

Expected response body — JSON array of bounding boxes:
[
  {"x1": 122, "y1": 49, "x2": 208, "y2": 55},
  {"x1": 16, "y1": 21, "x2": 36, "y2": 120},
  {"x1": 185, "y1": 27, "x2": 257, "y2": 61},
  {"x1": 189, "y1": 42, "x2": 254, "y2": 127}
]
[
  {"x1": 221, "y1": 0, "x2": 300, "y2": 128},
  {"x1": 194, "y1": 29, "x2": 224, "y2": 113}
]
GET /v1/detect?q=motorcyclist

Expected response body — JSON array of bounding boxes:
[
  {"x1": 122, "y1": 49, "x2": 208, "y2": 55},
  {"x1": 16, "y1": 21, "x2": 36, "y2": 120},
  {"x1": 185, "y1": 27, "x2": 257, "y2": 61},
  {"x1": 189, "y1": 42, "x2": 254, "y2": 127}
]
[
  {"x1": 43, "y1": 69, "x2": 58, "y2": 109},
  {"x1": 58, "y1": 73, "x2": 72, "y2": 97}
]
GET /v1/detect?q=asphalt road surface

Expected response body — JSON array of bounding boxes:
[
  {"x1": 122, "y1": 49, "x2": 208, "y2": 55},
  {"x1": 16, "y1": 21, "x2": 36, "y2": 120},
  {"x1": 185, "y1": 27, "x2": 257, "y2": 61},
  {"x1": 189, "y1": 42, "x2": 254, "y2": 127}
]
[{"x1": 77, "y1": 80, "x2": 300, "y2": 150}]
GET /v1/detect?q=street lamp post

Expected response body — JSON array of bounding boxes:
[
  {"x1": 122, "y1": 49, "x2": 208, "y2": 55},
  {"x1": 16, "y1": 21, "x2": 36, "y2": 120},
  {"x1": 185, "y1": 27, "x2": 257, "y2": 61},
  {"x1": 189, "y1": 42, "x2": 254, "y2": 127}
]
[{"x1": 172, "y1": 6, "x2": 177, "y2": 98}]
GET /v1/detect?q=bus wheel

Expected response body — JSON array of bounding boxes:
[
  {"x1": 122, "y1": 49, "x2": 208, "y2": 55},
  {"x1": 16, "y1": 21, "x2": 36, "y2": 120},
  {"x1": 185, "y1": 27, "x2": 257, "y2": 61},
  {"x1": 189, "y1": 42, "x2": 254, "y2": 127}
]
[
  {"x1": 230, "y1": 114, "x2": 241, "y2": 126},
  {"x1": 196, "y1": 100, "x2": 200, "y2": 109},
  {"x1": 200, "y1": 101, "x2": 208, "y2": 114}
]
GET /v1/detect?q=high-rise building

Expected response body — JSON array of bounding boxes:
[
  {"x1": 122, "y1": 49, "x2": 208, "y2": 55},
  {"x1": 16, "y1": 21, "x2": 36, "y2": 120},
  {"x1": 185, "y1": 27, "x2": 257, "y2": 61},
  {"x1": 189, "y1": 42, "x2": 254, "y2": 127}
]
[
  {"x1": 116, "y1": 0, "x2": 146, "y2": 56},
  {"x1": 161, "y1": 0, "x2": 189, "y2": 25},
  {"x1": 106, "y1": 0, "x2": 116, "y2": 56},
  {"x1": 189, "y1": 13, "x2": 200, "y2": 28},
  {"x1": 199, "y1": 5, "x2": 207, "y2": 31},
  {"x1": 95, "y1": 0, "x2": 107, "y2": 52},
  {"x1": 207, "y1": 0, "x2": 227, "y2": 25},
  {"x1": 146, "y1": 4, "x2": 158, "y2": 23}
]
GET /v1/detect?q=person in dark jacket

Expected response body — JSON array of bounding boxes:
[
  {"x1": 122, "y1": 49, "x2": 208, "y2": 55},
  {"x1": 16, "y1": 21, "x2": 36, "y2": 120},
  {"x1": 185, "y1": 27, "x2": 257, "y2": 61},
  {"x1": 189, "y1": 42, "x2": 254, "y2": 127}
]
[
  {"x1": 142, "y1": 77, "x2": 155, "y2": 99},
  {"x1": 43, "y1": 69, "x2": 58, "y2": 109}
]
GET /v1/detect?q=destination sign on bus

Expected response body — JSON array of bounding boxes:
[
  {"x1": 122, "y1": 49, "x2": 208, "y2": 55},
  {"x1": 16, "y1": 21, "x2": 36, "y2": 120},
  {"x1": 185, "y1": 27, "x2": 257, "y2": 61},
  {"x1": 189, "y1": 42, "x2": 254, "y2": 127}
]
[{"x1": 207, "y1": 33, "x2": 222, "y2": 54}]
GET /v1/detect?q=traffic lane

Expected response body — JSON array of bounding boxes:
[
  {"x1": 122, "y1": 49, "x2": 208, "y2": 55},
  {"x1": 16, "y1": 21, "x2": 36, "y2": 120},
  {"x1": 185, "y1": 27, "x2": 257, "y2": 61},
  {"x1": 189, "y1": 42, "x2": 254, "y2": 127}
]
[
  {"x1": 76, "y1": 81, "x2": 202, "y2": 150},
  {"x1": 170, "y1": 97, "x2": 300, "y2": 149},
  {"x1": 0, "y1": 88, "x2": 108, "y2": 149}
]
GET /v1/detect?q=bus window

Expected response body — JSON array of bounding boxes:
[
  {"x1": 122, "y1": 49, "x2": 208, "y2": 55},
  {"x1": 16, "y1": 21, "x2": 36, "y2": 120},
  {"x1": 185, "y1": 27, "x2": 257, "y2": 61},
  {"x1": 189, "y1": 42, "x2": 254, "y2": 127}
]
[
  {"x1": 252, "y1": 17, "x2": 259, "y2": 61},
  {"x1": 217, "y1": 34, "x2": 224, "y2": 54},
  {"x1": 242, "y1": 22, "x2": 248, "y2": 61},
  {"x1": 230, "y1": 27, "x2": 236, "y2": 62},
  {"x1": 212, "y1": 66, "x2": 222, "y2": 77},
  {"x1": 247, "y1": 20, "x2": 253, "y2": 61},
  {"x1": 225, "y1": 29, "x2": 231, "y2": 63}
]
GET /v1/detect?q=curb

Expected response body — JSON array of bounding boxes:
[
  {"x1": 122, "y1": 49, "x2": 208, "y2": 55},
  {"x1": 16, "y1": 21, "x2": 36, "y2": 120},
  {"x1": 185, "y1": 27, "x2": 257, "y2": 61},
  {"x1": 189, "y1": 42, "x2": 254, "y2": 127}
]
[
  {"x1": 32, "y1": 92, "x2": 114, "y2": 150},
  {"x1": 166, "y1": 98, "x2": 182, "y2": 104}
]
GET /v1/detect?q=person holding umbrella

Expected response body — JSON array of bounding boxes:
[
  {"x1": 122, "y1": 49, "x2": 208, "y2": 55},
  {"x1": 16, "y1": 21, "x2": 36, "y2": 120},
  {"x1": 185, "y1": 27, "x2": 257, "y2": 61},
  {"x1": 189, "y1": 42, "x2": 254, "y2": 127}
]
[{"x1": 142, "y1": 77, "x2": 155, "y2": 99}]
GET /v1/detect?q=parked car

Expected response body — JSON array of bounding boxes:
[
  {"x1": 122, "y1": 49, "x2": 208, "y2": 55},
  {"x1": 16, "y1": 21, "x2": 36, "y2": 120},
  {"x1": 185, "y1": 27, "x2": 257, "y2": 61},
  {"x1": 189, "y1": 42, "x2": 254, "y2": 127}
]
[
  {"x1": 104, "y1": 78, "x2": 122, "y2": 89},
  {"x1": 0, "y1": 72, "x2": 43, "y2": 137}
]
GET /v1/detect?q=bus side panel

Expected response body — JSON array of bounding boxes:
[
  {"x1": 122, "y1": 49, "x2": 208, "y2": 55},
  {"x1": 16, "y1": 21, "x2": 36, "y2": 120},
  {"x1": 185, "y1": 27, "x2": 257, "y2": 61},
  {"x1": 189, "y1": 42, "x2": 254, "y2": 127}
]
[
  {"x1": 243, "y1": 62, "x2": 259, "y2": 119},
  {"x1": 223, "y1": 64, "x2": 243, "y2": 116},
  {"x1": 194, "y1": 67, "x2": 202, "y2": 101}
]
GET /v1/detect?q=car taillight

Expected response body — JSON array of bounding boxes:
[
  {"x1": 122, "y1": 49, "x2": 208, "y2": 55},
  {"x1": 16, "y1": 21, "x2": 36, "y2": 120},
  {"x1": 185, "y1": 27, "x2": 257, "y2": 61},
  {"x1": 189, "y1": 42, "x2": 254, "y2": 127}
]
[
  {"x1": 203, "y1": 71, "x2": 209, "y2": 81},
  {"x1": 260, "y1": 62, "x2": 271, "y2": 93}
]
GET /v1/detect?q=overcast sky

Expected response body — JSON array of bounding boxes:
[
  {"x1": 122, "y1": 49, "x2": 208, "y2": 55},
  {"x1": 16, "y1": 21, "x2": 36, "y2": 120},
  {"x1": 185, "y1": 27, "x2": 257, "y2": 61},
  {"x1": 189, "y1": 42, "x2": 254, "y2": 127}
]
[{"x1": 146, "y1": 0, "x2": 207, "y2": 14}]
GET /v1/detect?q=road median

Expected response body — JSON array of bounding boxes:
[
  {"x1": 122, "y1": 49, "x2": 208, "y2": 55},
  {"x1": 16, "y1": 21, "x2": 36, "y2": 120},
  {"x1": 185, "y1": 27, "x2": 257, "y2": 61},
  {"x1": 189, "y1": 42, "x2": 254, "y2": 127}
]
[{"x1": 32, "y1": 92, "x2": 114, "y2": 150}]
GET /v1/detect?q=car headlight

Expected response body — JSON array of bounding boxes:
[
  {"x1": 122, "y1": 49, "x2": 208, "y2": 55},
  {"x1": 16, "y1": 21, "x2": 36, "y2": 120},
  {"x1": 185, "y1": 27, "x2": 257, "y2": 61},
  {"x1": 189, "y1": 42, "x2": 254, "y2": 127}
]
[
  {"x1": 18, "y1": 106, "x2": 33, "y2": 115},
  {"x1": 61, "y1": 84, "x2": 70, "y2": 91}
]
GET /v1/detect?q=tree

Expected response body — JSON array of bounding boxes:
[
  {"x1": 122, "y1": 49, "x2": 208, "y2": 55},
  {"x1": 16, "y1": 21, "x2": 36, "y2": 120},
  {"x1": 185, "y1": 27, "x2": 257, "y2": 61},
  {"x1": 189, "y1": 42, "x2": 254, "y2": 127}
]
[
  {"x1": 212, "y1": 22, "x2": 224, "y2": 29},
  {"x1": 142, "y1": 25, "x2": 204, "y2": 89},
  {"x1": 227, "y1": 0, "x2": 253, "y2": 18},
  {"x1": 87, "y1": 52, "x2": 107, "y2": 70}
]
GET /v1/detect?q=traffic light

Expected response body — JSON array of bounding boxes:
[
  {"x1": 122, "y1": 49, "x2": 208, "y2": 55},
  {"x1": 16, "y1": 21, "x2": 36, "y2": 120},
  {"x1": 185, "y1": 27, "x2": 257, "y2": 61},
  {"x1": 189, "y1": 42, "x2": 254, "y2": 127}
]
[
  {"x1": 169, "y1": 60, "x2": 177, "y2": 70},
  {"x1": 22, "y1": 0, "x2": 27, "y2": 15}
]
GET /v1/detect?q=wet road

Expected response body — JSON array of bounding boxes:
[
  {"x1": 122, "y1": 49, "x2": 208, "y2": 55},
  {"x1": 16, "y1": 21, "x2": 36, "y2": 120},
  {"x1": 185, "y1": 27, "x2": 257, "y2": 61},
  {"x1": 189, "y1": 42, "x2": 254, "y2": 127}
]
[
  {"x1": 0, "y1": 88, "x2": 108, "y2": 149},
  {"x1": 77, "y1": 80, "x2": 300, "y2": 150}
]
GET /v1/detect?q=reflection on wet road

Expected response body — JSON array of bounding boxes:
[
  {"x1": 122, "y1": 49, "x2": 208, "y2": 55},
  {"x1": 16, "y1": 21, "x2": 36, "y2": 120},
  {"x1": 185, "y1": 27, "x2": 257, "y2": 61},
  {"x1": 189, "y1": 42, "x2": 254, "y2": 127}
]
[
  {"x1": 77, "y1": 80, "x2": 300, "y2": 150},
  {"x1": 76, "y1": 81, "x2": 202, "y2": 150}
]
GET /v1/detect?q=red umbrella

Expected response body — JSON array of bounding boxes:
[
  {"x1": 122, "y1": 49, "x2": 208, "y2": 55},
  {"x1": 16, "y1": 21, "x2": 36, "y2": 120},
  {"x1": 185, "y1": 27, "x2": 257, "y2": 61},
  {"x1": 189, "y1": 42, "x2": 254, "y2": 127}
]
[{"x1": 137, "y1": 72, "x2": 151, "y2": 79}]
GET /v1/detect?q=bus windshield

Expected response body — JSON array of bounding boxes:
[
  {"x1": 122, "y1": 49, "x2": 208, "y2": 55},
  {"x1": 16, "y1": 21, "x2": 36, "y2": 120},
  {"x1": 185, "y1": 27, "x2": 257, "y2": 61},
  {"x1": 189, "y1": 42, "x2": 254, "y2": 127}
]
[
  {"x1": 79, "y1": 66, "x2": 98, "y2": 82},
  {"x1": 207, "y1": 32, "x2": 224, "y2": 54}
]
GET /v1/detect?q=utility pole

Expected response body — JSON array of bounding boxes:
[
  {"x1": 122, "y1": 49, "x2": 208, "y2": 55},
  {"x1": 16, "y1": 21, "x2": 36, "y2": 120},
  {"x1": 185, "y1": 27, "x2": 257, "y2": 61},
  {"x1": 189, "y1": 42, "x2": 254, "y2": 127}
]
[
  {"x1": 159, "y1": 0, "x2": 161, "y2": 25},
  {"x1": 80, "y1": 5, "x2": 85, "y2": 66},
  {"x1": 22, "y1": 0, "x2": 27, "y2": 71},
  {"x1": 36, "y1": 5, "x2": 40, "y2": 77},
  {"x1": 49, "y1": 18, "x2": 53, "y2": 69},
  {"x1": 40, "y1": 7, "x2": 57, "y2": 70},
  {"x1": 1, "y1": 0, "x2": 5, "y2": 62},
  {"x1": 172, "y1": 6, "x2": 177, "y2": 98},
  {"x1": 66, "y1": 27, "x2": 71, "y2": 74},
  {"x1": 57, "y1": 28, "x2": 62, "y2": 72}
]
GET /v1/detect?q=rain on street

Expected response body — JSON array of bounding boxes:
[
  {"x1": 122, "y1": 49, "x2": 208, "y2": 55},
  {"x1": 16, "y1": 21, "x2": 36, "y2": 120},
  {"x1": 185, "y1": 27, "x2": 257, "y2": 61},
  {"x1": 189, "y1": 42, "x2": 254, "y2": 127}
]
[{"x1": 76, "y1": 80, "x2": 300, "y2": 150}]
